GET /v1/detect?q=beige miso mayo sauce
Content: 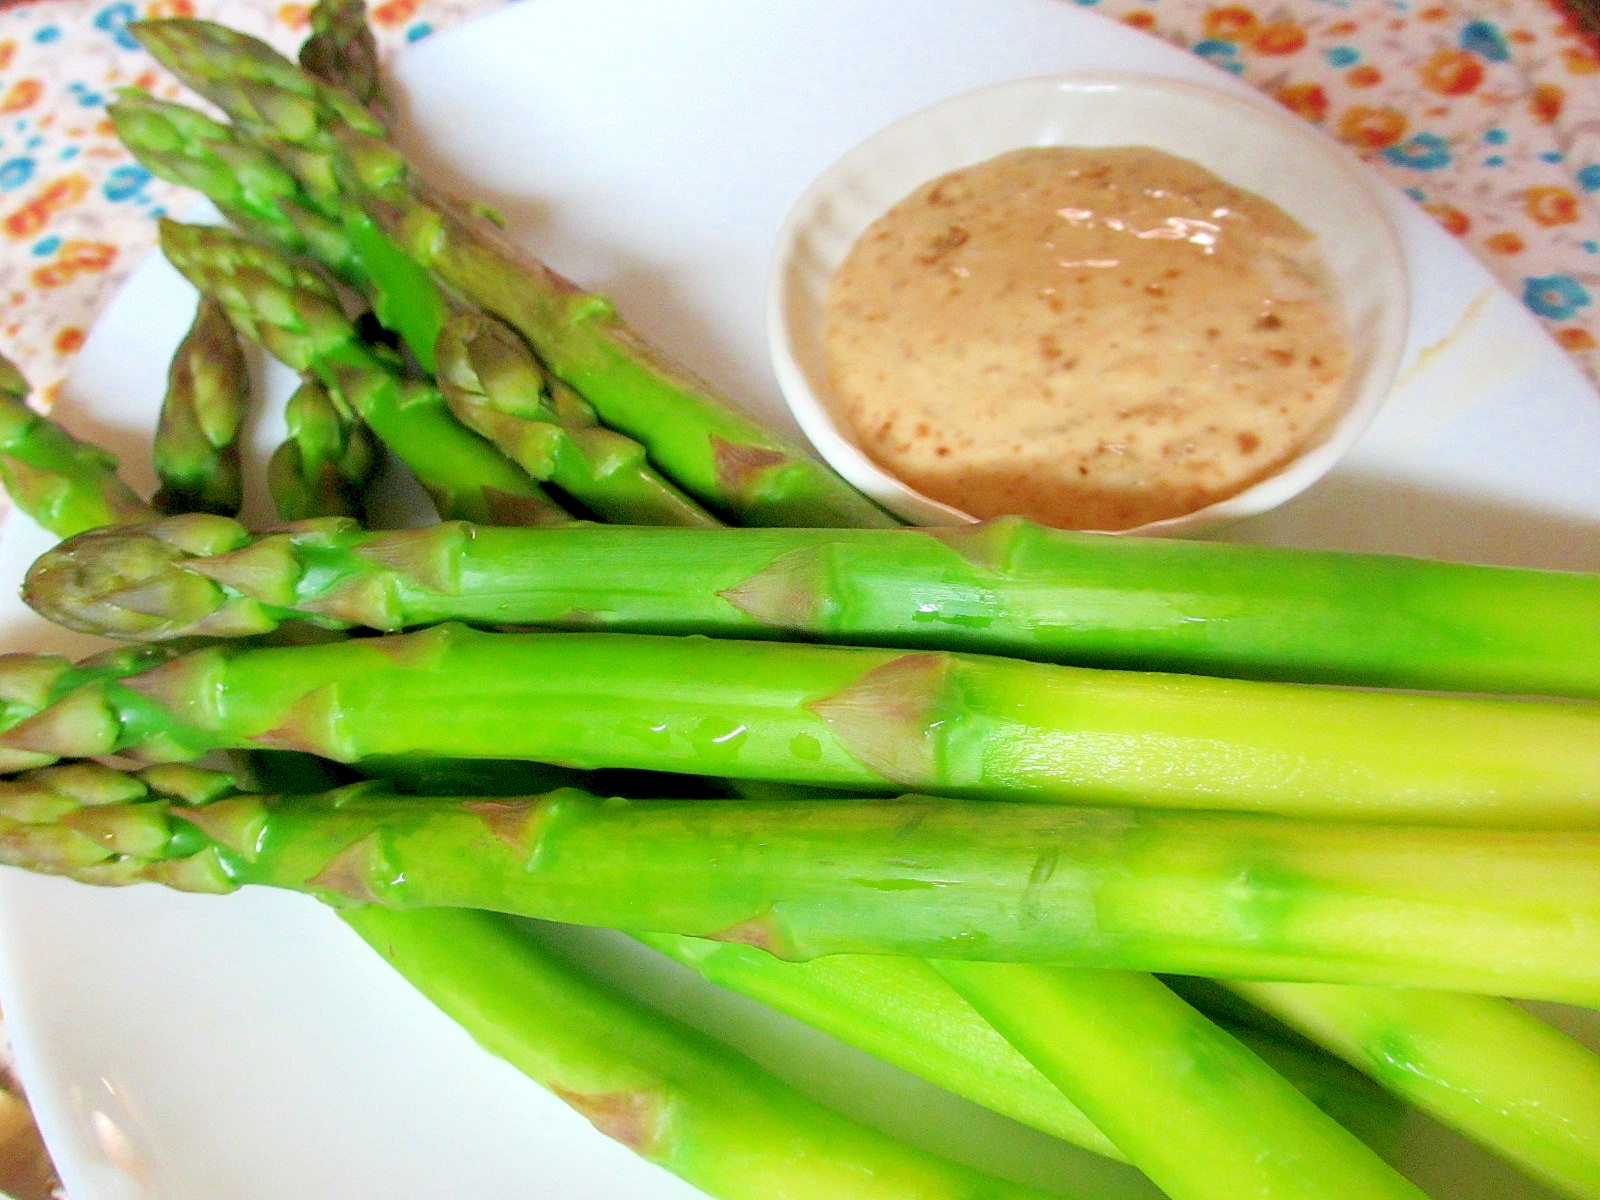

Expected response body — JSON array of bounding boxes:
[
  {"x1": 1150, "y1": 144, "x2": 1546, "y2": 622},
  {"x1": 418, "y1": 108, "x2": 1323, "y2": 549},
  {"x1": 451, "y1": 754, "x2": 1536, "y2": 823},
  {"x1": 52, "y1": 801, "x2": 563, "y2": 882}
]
[{"x1": 821, "y1": 146, "x2": 1351, "y2": 531}]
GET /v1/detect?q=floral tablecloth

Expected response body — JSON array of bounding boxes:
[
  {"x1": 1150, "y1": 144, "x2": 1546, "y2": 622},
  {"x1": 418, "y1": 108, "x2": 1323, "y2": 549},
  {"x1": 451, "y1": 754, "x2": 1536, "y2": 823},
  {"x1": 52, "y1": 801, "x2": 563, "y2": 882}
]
[
  {"x1": 1, "y1": 0, "x2": 1600, "y2": 409},
  {"x1": 0, "y1": 1, "x2": 1595, "y2": 1194}
]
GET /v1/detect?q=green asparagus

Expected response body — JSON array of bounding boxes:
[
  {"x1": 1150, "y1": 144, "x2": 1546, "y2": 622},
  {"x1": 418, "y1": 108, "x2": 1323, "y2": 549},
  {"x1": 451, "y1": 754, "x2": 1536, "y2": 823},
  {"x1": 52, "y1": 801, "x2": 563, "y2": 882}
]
[
  {"x1": 640, "y1": 934, "x2": 1403, "y2": 1163},
  {"x1": 1225, "y1": 980, "x2": 1600, "y2": 1200},
  {"x1": 346, "y1": 907, "x2": 1066, "y2": 1200},
  {"x1": 3, "y1": 764, "x2": 1598, "y2": 1002},
  {"x1": 130, "y1": 19, "x2": 380, "y2": 221},
  {"x1": 26, "y1": 512, "x2": 1600, "y2": 699},
  {"x1": 436, "y1": 313, "x2": 721, "y2": 527},
  {"x1": 638, "y1": 933, "x2": 1121, "y2": 1159},
  {"x1": 129, "y1": 20, "x2": 454, "y2": 371},
  {"x1": 152, "y1": 296, "x2": 249, "y2": 516},
  {"x1": 5, "y1": 620, "x2": 1600, "y2": 825},
  {"x1": 107, "y1": 90, "x2": 359, "y2": 279},
  {"x1": 0, "y1": 352, "x2": 153, "y2": 538},
  {"x1": 299, "y1": 0, "x2": 384, "y2": 119},
  {"x1": 131, "y1": 17, "x2": 897, "y2": 527},
  {"x1": 267, "y1": 375, "x2": 377, "y2": 521},
  {"x1": 157, "y1": 219, "x2": 568, "y2": 526},
  {"x1": 933, "y1": 964, "x2": 1426, "y2": 1200}
]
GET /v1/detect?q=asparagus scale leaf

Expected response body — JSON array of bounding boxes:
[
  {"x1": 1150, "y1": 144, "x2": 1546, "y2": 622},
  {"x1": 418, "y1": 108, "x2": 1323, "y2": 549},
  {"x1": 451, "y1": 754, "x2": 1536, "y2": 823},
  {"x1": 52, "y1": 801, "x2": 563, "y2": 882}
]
[
  {"x1": 27, "y1": 511, "x2": 1600, "y2": 700},
  {"x1": 3, "y1": 764, "x2": 1598, "y2": 1004}
]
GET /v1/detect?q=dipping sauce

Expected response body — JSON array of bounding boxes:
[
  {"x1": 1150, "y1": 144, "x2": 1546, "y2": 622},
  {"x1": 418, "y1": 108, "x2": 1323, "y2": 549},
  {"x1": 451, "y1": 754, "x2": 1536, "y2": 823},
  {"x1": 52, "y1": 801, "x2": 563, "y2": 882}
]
[{"x1": 822, "y1": 146, "x2": 1351, "y2": 530}]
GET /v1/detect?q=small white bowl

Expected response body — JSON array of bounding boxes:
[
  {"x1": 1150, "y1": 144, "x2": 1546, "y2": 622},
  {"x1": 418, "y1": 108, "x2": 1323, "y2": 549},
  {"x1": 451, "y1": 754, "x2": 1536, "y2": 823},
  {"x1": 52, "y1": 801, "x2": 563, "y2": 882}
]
[{"x1": 767, "y1": 73, "x2": 1410, "y2": 532}]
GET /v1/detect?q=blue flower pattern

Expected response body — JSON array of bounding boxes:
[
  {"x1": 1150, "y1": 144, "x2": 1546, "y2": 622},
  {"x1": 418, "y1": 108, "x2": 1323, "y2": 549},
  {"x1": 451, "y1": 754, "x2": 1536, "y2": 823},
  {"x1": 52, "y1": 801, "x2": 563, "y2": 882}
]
[{"x1": 1524, "y1": 275, "x2": 1592, "y2": 321}]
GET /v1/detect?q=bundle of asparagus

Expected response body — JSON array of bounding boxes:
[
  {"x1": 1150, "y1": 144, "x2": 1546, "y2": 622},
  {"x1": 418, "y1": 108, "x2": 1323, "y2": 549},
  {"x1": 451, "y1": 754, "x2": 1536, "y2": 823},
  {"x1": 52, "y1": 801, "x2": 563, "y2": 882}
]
[{"x1": 0, "y1": 5, "x2": 1598, "y2": 1200}]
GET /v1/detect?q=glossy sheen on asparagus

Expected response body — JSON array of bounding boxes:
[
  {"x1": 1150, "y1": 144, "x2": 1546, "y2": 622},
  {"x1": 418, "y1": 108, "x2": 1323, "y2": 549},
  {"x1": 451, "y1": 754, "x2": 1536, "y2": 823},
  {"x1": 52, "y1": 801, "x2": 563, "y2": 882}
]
[
  {"x1": 0, "y1": 353, "x2": 153, "y2": 538},
  {"x1": 131, "y1": 17, "x2": 896, "y2": 528},
  {"x1": 157, "y1": 220, "x2": 567, "y2": 526},
  {"x1": 26, "y1": 512, "x2": 1600, "y2": 698},
  {"x1": 345, "y1": 908, "x2": 1059, "y2": 1200},
  {"x1": 1226, "y1": 980, "x2": 1600, "y2": 1200},
  {"x1": 152, "y1": 296, "x2": 249, "y2": 517},
  {"x1": 935, "y1": 964, "x2": 1427, "y2": 1200},
  {"x1": 4, "y1": 766, "x2": 1599, "y2": 1003},
  {"x1": 436, "y1": 313, "x2": 720, "y2": 527},
  {"x1": 5, "y1": 621, "x2": 1600, "y2": 825}
]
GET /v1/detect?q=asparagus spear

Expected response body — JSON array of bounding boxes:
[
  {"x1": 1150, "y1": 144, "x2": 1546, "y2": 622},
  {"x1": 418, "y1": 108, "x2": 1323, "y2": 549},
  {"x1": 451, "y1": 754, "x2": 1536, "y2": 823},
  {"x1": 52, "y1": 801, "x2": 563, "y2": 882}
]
[
  {"x1": 130, "y1": 19, "x2": 380, "y2": 221},
  {"x1": 131, "y1": 17, "x2": 897, "y2": 528},
  {"x1": 110, "y1": 87, "x2": 449, "y2": 370},
  {"x1": 267, "y1": 375, "x2": 377, "y2": 521},
  {"x1": 1224, "y1": 980, "x2": 1600, "y2": 1200},
  {"x1": 298, "y1": 0, "x2": 384, "y2": 120},
  {"x1": 152, "y1": 296, "x2": 249, "y2": 517},
  {"x1": 3, "y1": 766, "x2": 1598, "y2": 1002},
  {"x1": 0, "y1": 755, "x2": 1057, "y2": 1199},
  {"x1": 345, "y1": 907, "x2": 1065, "y2": 1200},
  {"x1": 27, "y1": 513, "x2": 1600, "y2": 700},
  {"x1": 932, "y1": 964, "x2": 1427, "y2": 1200},
  {"x1": 4, "y1": 621, "x2": 1600, "y2": 825},
  {"x1": 436, "y1": 313, "x2": 721, "y2": 527},
  {"x1": 156, "y1": 219, "x2": 568, "y2": 526},
  {"x1": 0, "y1": 352, "x2": 154, "y2": 538}
]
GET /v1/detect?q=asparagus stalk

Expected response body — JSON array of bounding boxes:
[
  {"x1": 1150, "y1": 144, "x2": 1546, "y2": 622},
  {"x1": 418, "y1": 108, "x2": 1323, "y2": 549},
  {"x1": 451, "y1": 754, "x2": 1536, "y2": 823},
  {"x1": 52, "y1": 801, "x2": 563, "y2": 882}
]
[
  {"x1": 5, "y1": 621, "x2": 1600, "y2": 826},
  {"x1": 131, "y1": 17, "x2": 896, "y2": 528},
  {"x1": 26, "y1": 512, "x2": 1600, "y2": 700},
  {"x1": 156, "y1": 219, "x2": 568, "y2": 526},
  {"x1": 4, "y1": 762, "x2": 1600, "y2": 1002},
  {"x1": 298, "y1": 0, "x2": 384, "y2": 121},
  {"x1": 152, "y1": 296, "x2": 249, "y2": 516},
  {"x1": 637, "y1": 933, "x2": 1122, "y2": 1160},
  {"x1": 639, "y1": 935, "x2": 1403, "y2": 1163},
  {"x1": 436, "y1": 313, "x2": 721, "y2": 527},
  {"x1": 267, "y1": 375, "x2": 377, "y2": 521},
  {"x1": 932, "y1": 964, "x2": 1426, "y2": 1200},
  {"x1": 1224, "y1": 980, "x2": 1600, "y2": 1200},
  {"x1": 0, "y1": 757, "x2": 1056, "y2": 1199},
  {"x1": 1221, "y1": 1024, "x2": 1406, "y2": 1162},
  {"x1": 343, "y1": 907, "x2": 1063, "y2": 1200},
  {"x1": 0, "y1": 352, "x2": 154, "y2": 538}
]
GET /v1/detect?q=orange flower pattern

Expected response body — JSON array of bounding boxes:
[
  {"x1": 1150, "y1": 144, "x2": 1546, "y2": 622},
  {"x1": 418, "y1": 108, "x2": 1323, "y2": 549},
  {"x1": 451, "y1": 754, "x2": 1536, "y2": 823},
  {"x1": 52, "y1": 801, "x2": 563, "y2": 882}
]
[{"x1": 0, "y1": 0, "x2": 1597, "y2": 398}]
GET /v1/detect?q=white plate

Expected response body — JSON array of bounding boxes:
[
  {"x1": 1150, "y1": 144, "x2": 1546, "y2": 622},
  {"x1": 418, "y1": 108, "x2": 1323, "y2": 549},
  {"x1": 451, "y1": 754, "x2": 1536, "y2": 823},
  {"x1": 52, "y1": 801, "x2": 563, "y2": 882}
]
[{"x1": 0, "y1": 2, "x2": 1597, "y2": 1198}]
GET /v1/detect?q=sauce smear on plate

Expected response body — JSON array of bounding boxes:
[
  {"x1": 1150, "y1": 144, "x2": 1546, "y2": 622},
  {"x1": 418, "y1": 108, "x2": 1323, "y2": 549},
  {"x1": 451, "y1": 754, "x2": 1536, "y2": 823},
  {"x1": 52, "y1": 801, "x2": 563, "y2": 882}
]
[{"x1": 822, "y1": 146, "x2": 1350, "y2": 530}]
